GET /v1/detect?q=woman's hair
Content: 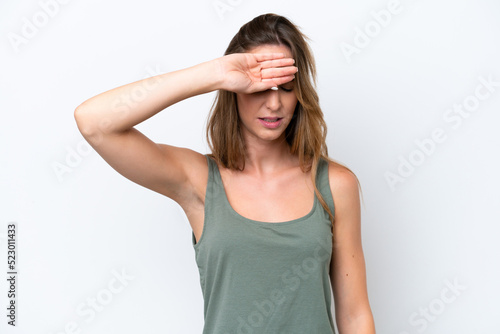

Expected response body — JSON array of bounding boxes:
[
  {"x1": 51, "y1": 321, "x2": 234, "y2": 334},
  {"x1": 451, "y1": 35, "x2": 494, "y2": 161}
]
[{"x1": 206, "y1": 13, "x2": 355, "y2": 232}]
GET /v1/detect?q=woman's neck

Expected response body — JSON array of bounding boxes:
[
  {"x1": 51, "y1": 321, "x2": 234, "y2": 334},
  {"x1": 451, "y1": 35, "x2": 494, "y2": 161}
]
[{"x1": 242, "y1": 140, "x2": 297, "y2": 177}]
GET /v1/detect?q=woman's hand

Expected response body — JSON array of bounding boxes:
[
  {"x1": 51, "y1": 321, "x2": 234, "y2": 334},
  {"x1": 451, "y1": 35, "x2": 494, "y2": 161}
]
[{"x1": 216, "y1": 52, "x2": 298, "y2": 94}]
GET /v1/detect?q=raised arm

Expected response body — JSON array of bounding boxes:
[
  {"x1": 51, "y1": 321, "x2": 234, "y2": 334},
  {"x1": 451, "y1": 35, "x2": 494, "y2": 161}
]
[{"x1": 73, "y1": 53, "x2": 297, "y2": 205}]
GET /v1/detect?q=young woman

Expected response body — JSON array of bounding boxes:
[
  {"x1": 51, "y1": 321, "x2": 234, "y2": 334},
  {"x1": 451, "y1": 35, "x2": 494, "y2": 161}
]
[{"x1": 75, "y1": 13, "x2": 375, "y2": 334}]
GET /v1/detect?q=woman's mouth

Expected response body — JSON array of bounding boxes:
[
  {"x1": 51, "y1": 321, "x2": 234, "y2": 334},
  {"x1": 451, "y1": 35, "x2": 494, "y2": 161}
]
[{"x1": 258, "y1": 117, "x2": 283, "y2": 128}]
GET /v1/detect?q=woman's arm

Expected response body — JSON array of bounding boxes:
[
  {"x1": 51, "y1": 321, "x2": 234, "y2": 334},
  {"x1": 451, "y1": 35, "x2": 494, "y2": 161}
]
[
  {"x1": 329, "y1": 163, "x2": 376, "y2": 333},
  {"x1": 74, "y1": 53, "x2": 297, "y2": 204},
  {"x1": 74, "y1": 59, "x2": 223, "y2": 203}
]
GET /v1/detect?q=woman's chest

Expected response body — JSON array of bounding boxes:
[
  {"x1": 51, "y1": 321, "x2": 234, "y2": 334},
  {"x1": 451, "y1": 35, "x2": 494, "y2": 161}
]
[{"x1": 220, "y1": 169, "x2": 315, "y2": 223}]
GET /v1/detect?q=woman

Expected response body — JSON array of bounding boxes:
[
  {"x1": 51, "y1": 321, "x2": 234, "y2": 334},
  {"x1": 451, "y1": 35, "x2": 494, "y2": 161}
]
[{"x1": 75, "y1": 13, "x2": 375, "y2": 334}]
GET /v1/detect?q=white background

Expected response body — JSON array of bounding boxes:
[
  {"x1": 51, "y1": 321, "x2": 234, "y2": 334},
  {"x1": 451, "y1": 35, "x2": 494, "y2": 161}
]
[{"x1": 1, "y1": 0, "x2": 499, "y2": 333}]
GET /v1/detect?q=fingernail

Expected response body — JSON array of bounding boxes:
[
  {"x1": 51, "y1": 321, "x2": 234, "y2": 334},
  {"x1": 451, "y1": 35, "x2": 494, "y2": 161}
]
[{"x1": 270, "y1": 86, "x2": 278, "y2": 91}]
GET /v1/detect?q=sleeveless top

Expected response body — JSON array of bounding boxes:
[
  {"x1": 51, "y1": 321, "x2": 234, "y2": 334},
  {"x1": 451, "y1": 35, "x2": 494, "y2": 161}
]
[{"x1": 191, "y1": 154, "x2": 336, "y2": 334}]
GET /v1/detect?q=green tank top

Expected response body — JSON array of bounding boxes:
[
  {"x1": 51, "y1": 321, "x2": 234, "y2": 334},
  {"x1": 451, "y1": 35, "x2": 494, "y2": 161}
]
[{"x1": 192, "y1": 154, "x2": 336, "y2": 334}]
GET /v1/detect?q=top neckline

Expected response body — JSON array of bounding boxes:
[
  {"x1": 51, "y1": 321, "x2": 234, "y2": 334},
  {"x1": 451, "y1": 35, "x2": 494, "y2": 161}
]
[{"x1": 210, "y1": 156, "x2": 319, "y2": 226}]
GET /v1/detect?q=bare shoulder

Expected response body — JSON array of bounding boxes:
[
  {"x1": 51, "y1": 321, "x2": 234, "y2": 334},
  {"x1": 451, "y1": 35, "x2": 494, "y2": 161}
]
[
  {"x1": 327, "y1": 160, "x2": 359, "y2": 194},
  {"x1": 326, "y1": 160, "x2": 361, "y2": 215}
]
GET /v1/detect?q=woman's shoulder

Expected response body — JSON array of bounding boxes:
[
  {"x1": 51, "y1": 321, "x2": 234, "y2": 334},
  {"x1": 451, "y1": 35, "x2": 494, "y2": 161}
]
[{"x1": 324, "y1": 158, "x2": 360, "y2": 198}]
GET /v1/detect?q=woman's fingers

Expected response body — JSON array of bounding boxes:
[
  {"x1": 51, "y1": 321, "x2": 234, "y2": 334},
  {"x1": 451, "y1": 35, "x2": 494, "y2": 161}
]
[
  {"x1": 258, "y1": 57, "x2": 295, "y2": 69},
  {"x1": 220, "y1": 52, "x2": 296, "y2": 93},
  {"x1": 253, "y1": 52, "x2": 287, "y2": 62},
  {"x1": 260, "y1": 66, "x2": 297, "y2": 80},
  {"x1": 261, "y1": 75, "x2": 295, "y2": 86},
  {"x1": 253, "y1": 54, "x2": 297, "y2": 84}
]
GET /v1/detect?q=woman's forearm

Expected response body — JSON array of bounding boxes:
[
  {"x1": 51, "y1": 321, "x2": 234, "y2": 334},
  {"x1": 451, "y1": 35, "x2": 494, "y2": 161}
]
[
  {"x1": 338, "y1": 311, "x2": 376, "y2": 334},
  {"x1": 74, "y1": 58, "x2": 224, "y2": 137}
]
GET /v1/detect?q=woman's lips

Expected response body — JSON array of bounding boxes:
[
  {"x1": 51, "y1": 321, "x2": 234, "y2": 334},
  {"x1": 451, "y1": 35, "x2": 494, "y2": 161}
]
[{"x1": 258, "y1": 117, "x2": 283, "y2": 128}]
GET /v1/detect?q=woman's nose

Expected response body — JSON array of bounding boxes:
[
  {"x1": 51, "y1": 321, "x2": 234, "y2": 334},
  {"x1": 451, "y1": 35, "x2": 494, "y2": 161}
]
[{"x1": 265, "y1": 89, "x2": 281, "y2": 110}]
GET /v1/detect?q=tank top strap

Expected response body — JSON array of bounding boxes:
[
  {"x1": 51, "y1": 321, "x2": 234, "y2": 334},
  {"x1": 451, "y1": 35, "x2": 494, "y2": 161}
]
[
  {"x1": 316, "y1": 157, "x2": 335, "y2": 219},
  {"x1": 204, "y1": 154, "x2": 225, "y2": 197},
  {"x1": 191, "y1": 154, "x2": 223, "y2": 246}
]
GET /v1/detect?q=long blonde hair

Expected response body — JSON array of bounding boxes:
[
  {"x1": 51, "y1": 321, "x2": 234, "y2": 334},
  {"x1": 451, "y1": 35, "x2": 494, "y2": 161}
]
[{"x1": 206, "y1": 13, "x2": 356, "y2": 233}]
